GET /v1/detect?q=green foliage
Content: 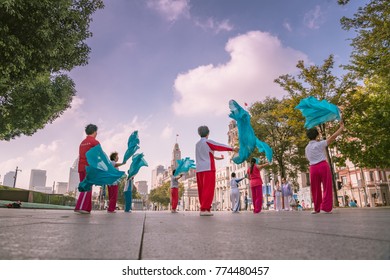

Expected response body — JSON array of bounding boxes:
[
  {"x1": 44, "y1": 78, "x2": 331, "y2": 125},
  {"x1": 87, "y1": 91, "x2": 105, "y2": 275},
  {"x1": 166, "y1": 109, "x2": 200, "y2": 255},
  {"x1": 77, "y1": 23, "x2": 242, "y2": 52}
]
[
  {"x1": 0, "y1": 0, "x2": 104, "y2": 140},
  {"x1": 250, "y1": 97, "x2": 307, "y2": 180},
  {"x1": 149, "y1": 181, "x2": 184, "y2": 207},
  {"x1": 338, "y1": 79, "x2": 390, "y2": 168},
  {"x1": 340, "y1": 0, "x2": 390, "y2": 85}
]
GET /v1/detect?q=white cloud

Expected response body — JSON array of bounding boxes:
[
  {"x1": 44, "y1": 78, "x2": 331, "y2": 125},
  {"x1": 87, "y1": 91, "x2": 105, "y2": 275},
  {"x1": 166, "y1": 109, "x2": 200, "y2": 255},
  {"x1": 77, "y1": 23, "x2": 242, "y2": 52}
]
[
  {"x1": 283, "y1": 20, "x2": 292, "y2": 32},
  {"x1": 29, "y1": 141, "x2": 60, "y2": 157},
  {"x1": 147, "y1": 0, "x2": 190, "y2": 22},
  {"x1": 195, "y1": 18, "x2": 234, "y2": 33},
  {"x1": 172, "y1": 30, "x2": 309, "y2": 116},
  {"x1": 304, "y1": 5, "x2": 324, "y2": 30},
  {"x1": 160, "y1": 124, "x2": 173, "y2": 139},
  {"x1": 0, "y1": 157, "x2": 24, "y2": 174}
]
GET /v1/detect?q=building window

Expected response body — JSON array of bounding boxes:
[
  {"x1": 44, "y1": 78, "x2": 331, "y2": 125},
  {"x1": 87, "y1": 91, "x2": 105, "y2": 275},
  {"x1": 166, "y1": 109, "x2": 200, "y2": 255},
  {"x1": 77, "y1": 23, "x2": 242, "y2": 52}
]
[
  {"x1": 305, "y1": 173, "x2": 310, "y2": 186},
  {"x1": 369, "y1": 171, "x2": 374, "y2": 182}
]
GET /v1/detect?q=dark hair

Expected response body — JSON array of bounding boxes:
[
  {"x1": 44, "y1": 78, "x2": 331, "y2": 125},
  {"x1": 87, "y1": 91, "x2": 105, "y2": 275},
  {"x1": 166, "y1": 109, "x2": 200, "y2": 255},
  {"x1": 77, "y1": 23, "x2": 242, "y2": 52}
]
[
  {"x1": 85, "y1": 124, "x2": 98, "y2": 135},
  {"x1": 231, "y1": 172, "x2": 236, "y2": 178},
  {"x1": 172, "y1": 169, "x2": 176, "y2": 176},
  {"x1": 110, "y1": 152, "x2": 118, "y2": 161},
  {"x1": 198, "y1": 126, "x2": 209, "y2": 137},
  {"x1": 250, "y1": 158, "x2": 256, "y2": 174},
  {"x1": 306, "y1": 128, "x2": 319, "y2": 140}
]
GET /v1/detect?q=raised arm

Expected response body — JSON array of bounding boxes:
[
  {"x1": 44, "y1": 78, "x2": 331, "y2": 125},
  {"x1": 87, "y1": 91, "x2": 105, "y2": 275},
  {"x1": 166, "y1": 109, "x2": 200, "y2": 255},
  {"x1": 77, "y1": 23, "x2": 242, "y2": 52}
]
[{"x1": 326, "y1": 120, "x2": 344, "y2": 146}]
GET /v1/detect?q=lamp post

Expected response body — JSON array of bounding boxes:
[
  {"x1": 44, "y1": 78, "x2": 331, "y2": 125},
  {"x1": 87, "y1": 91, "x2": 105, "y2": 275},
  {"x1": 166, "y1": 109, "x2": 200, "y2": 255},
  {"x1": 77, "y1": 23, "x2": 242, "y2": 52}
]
[{"x1": 13, "y1": 166, "x2": 22, "y2": 188}]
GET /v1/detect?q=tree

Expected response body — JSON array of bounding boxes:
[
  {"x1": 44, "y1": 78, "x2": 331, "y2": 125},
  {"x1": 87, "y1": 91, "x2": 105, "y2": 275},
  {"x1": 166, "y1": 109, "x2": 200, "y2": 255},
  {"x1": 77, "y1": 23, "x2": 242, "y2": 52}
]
[
  {"x1": 274, "y1": 55, "x2": 357, "y2": 206},
  {"x1": 338, "y1": 78, "x2": 390, "y2": 168},
  {"x1": 149, "y1": 181, "x2": 184, "y2": 208},
  {"x1": 337, "y1": 0, "x2": 390, "y2": 168},
  {"x1": 339, "y1": 0, "x2": 390, "y2": 88},
  {"x1": 249, "y1": 97, "x2": 307, "y2": 184},
  {"x1": 0, "y1": 0, "x2": 104, "y2": 140}
]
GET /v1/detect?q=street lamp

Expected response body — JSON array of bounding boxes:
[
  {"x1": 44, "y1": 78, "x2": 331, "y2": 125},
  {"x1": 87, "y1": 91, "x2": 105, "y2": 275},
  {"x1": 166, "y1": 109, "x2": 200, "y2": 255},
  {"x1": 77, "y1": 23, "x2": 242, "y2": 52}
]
[{"x1": 13, "y1": 166, "x2": 22, "y2": 188}]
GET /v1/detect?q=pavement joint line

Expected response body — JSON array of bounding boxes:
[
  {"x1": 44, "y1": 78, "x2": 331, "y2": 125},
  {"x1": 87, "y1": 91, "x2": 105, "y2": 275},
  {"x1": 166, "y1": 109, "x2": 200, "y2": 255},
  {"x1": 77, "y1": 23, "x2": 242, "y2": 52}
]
[
  {"x1": 260, "y1": 225, "x2": 390, "y2": 243},
  {"x1": 138, "y1": 212, "x2": 147, "y2": 260}
]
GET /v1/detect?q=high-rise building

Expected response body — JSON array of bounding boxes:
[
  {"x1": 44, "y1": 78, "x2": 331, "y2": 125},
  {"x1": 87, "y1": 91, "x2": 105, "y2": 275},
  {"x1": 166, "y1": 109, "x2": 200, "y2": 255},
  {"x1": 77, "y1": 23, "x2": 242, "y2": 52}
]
[
  {"x1": 3, "y1": 171, "x2": 15, "y2": 188},
  {"x1": 29, "y1": 169, "x2": 47, "y2": 190},
  {"x1": 135, "y1": 181, "x2": 148, "y2": 195},
  {"x1": 151, "y1": 165, "x2": 165, "y2": 190},
  {"x1": 68, "y1": 158, "x2": 79, "y2": 193},
  {"x1": 56, "y1": 182, "x2": 68, "y2": 194}
]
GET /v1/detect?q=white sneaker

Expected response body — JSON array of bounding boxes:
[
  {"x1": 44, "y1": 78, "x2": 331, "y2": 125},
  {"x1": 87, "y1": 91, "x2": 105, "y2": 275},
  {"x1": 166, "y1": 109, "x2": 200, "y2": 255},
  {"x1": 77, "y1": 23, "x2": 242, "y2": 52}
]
[
  {"x1": 200, "y1": 211, "x2": 213, "y2": 216},
  {"x1": 320, "y1": 210, "x2": 332, "y2": 214},
  {"x1": 311, "y1": 211, "x2": 319, "y2": 214},
  {"x1": 74, "y1": 210, "x2": 90, "y2": 214}
]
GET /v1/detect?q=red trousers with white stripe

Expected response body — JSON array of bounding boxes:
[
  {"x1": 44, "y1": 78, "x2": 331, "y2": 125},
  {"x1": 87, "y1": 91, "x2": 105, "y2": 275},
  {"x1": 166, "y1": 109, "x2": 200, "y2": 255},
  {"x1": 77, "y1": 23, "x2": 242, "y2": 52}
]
[
  {"x1": 107, "y1": 185, "x2": 118, "y2": 212},
  {"x1": 310, "y1": 161, "x2": 333, "y2": 212},
  {"x1": 196, "y1": 171, "x2": 216, "y2": 211},
  {"x1": 171, "y1": 188, "x2": 179, "y2": 211},
  {"x1": 75, "y1": 171, "x2": 92, "y2": 212}
]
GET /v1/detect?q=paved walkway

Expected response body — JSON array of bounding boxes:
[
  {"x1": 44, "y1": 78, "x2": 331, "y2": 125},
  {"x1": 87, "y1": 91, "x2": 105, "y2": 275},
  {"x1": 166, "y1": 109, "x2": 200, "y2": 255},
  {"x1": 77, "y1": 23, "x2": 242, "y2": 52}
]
[{"x1": 0, "y1": 207, "x2": 389, "y2": 260}]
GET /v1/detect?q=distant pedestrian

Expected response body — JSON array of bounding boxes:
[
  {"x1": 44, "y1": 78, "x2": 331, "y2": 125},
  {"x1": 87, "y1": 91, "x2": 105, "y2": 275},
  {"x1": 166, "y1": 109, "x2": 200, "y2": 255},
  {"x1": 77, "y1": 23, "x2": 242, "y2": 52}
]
[
  {"x1": 75, "y1": 124, "x2": 99, "y2": 214},
  {"x1": 244, "y1": 192, "x2": 248, "y2": 211},
  {"x1": 247, "y1": 158, "x2": 269, "y2": 214},
  {"x1": 195, "y1": 125, "x2": 238, "y2": 216},
  {"x1": 281, "y1": 177, "x2": 293, "y2": 211},
  {"x1": 107, "y1": 152, "x2": 125, "y2": 213},
  {"x1": 274, "y1": 180, "x2": 282, "y2": 211},
  {"x1": 230, "y1": 172, "x2": 245, "y2": 213},
  {"x1": 170, "y1": 169, "x2": 182, "y2": 213},
  {"x1": 305, "y1": 119, "x2": 344, "y2": 214}
]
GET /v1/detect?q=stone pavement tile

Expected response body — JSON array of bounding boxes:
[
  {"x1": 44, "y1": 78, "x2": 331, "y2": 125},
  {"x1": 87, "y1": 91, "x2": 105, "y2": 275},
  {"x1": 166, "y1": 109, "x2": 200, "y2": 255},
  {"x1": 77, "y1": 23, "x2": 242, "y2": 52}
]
[
  {"x1": 141, "y1": 210, "x2": 390, "y2": 260},
  {"x1": 0, "y1": 209, "x2": 145, "y2": 260}
]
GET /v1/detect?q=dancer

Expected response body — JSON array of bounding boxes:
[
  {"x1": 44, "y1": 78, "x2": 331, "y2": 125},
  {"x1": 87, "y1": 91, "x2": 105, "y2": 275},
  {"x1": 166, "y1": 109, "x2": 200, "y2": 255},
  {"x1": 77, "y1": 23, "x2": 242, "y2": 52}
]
[
  {"x1": 75, "y1": 124, "x2": 99, "y2": 214},
  {"x1": 305, "y1": 120, "x2": 344, "y2": 214},
  {"x1": 107, "y1": 152, "x2": 125, "y2": 213},
  {"x1": 247, "y1": 158, "x2": 269, "y2": 214},
  {"x1": 274, "y1": 180, "x2": 282, "y2": 211},
  {"x1": 195, "y1": 125, "x2": 238, "y2": 216},
  {"x1": 124, "y1": 175, "x2": 134, "y2": 213},
  {"x1": 281, "y1": 177, "x2": 293, "y2": 211},
  {"x1": 230, "y1": 172, "x2": 245, "y2": 213},
  {"x1": 170, "y1": 170, "x2": 182, "y2": 213}
]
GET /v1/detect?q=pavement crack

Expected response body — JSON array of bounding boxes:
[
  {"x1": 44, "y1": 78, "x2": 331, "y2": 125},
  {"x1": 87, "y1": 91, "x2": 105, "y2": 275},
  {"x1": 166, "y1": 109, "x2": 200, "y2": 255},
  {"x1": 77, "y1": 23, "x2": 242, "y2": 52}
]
[{"x1": 138, "y1": 212, "x2": 146, "y2": 260}]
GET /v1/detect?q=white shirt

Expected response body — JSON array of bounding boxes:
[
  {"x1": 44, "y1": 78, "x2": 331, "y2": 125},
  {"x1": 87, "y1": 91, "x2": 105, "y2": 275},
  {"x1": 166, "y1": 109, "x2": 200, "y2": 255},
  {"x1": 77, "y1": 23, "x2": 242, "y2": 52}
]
[
  {"x1": 195, "y1": 137, "x2": 232, "y2": 172},
  {"x1": 305, "y1": 140, "x2": 328, "y2": 165}
]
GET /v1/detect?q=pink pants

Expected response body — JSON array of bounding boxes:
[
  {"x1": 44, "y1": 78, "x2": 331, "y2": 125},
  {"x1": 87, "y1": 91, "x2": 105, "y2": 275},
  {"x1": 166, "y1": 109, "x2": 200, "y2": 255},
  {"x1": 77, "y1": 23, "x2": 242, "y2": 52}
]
[
  {"x1": 196, "y1": 171, "x2": 216, "y2": 211},
  {"x1": 75, "y1": 171, "x2": 92, "y2": 212},
  {"x1": 107, "y1": 185, "x2": 118, "y2": 212},
  {"x1": 171, "y1": 188, "x2": 179, "y2": 210},
  {"x1": 251, "y1": 185, "x2": 263, "y2": 213},
  {"x1": 310, "y1": 161, "x2": 333, "y2": 212}
]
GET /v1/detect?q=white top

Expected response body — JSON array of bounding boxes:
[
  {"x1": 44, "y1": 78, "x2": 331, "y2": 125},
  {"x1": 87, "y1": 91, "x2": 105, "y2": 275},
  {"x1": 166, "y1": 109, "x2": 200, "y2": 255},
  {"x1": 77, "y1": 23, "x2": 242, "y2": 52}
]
[
  {"x1": 305, "y1": 140, "x2": 328, "y2": 165},
  {"x1": 124, "y1": 178, "x2": 132, "y2": 192},
  {"x1": 195, "y1": 137, "x2": 232, "y2": 172}
]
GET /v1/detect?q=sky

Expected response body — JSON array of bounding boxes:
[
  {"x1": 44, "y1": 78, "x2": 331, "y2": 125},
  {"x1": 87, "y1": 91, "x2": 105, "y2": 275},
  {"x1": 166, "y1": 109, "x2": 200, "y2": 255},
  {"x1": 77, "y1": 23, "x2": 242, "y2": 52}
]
[{"x1": 0, "y1": 0, "x2": 367, "y2": 190}]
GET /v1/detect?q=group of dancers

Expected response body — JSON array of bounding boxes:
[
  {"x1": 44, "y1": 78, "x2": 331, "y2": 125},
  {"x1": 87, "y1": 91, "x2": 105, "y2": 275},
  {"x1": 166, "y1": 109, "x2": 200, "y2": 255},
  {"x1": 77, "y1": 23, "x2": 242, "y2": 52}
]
[{"x1": 74, "y1": 114, "x2": 344, "y2": 216}]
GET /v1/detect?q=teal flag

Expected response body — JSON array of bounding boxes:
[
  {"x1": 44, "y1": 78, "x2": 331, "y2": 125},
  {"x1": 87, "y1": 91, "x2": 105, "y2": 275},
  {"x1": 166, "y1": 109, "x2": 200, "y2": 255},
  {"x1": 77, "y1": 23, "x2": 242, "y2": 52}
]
[
  {"x1": 128, "y1": 153, "x2": 148, "y2": 178},
  {"x1": 229, "y1": 100, "x2": 273, "y2": 164},
  {"x1": 122, "y1": 131, "x2": 140, "y2": 164},
  {"x1": 78, "y1": 144, "x2": 125, "y2": 192},
  {"x1": 295, "y1": 97, "x2": 341, "y2": 128},
  {"x1": 174, "y1": 157, "x2": 196, "y2": 176}
]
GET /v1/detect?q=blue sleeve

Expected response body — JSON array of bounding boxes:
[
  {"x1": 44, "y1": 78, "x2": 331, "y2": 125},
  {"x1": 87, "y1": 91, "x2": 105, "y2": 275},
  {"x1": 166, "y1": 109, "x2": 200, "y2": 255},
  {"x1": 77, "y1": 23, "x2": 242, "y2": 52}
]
[{"x1": 235, "y1": 178, "x2": 245, "y2": 183}]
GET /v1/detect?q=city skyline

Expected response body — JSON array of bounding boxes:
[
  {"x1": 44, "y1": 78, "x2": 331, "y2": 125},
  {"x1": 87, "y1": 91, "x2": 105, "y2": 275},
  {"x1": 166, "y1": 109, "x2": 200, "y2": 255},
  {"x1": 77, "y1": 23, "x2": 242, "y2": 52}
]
[{"x1": 0, "y1": 0, "x2": 367, "y2": 190}]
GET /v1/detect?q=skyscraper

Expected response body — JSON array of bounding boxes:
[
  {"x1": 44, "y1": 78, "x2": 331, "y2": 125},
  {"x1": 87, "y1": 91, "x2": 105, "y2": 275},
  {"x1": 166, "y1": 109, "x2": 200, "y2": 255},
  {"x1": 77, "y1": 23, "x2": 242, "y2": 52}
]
[
  {"x1": 29, "y1": 169, "x2": 47, "y2": 190},
  {"x1": 3, "y1": 171, "x2": 15, "y2": 188},
  {"x1": 151, "y1": 165, "x2": 165, "y2": 190},
  {"x1": 68, "y1": 158, "x2": 79, "y2": 193}
]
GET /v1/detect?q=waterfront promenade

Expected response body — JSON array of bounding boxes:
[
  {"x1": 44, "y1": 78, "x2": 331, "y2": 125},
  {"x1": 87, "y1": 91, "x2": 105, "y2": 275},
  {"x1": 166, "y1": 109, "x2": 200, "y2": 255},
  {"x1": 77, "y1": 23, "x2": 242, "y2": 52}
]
[{"x1": 0, "y1": 207, "x2": 389, "y2": 260}]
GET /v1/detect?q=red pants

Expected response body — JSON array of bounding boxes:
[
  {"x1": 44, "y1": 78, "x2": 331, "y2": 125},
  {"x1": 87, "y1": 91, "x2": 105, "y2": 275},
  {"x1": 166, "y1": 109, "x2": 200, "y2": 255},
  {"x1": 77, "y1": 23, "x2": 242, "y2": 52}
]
[
  {"x1": 171, "y1": 188, "x2": 178, "y2": 210},
  {"x1": 75, "y1": 171, "x2": 92, "y2": 212},
  {"x1": 107, "y1": 185, "x2": 118, "y2": 212},
  {"x1": 251, "y1": 185, "x2": 263, "y2": 213},
  {"x1": 196, "y1": 171, "x2": 216, "y2": 211},
  {"x1": 310, "y1": 161, "x2": 333, "y2": 212}
]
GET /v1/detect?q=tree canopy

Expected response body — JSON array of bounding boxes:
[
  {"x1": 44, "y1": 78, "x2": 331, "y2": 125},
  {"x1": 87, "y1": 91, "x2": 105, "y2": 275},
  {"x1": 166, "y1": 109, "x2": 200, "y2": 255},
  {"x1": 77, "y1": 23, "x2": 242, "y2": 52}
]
[{"x1": 0, "y1": 0, "x2": 104, "y2": 140}]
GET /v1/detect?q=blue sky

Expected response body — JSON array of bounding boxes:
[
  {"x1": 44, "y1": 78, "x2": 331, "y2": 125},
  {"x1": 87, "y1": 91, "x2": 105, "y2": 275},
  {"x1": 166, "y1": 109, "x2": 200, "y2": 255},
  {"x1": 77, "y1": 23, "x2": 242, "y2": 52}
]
[{"x1": 0, "y1": 0, "x2": 366, "y2": 190}]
